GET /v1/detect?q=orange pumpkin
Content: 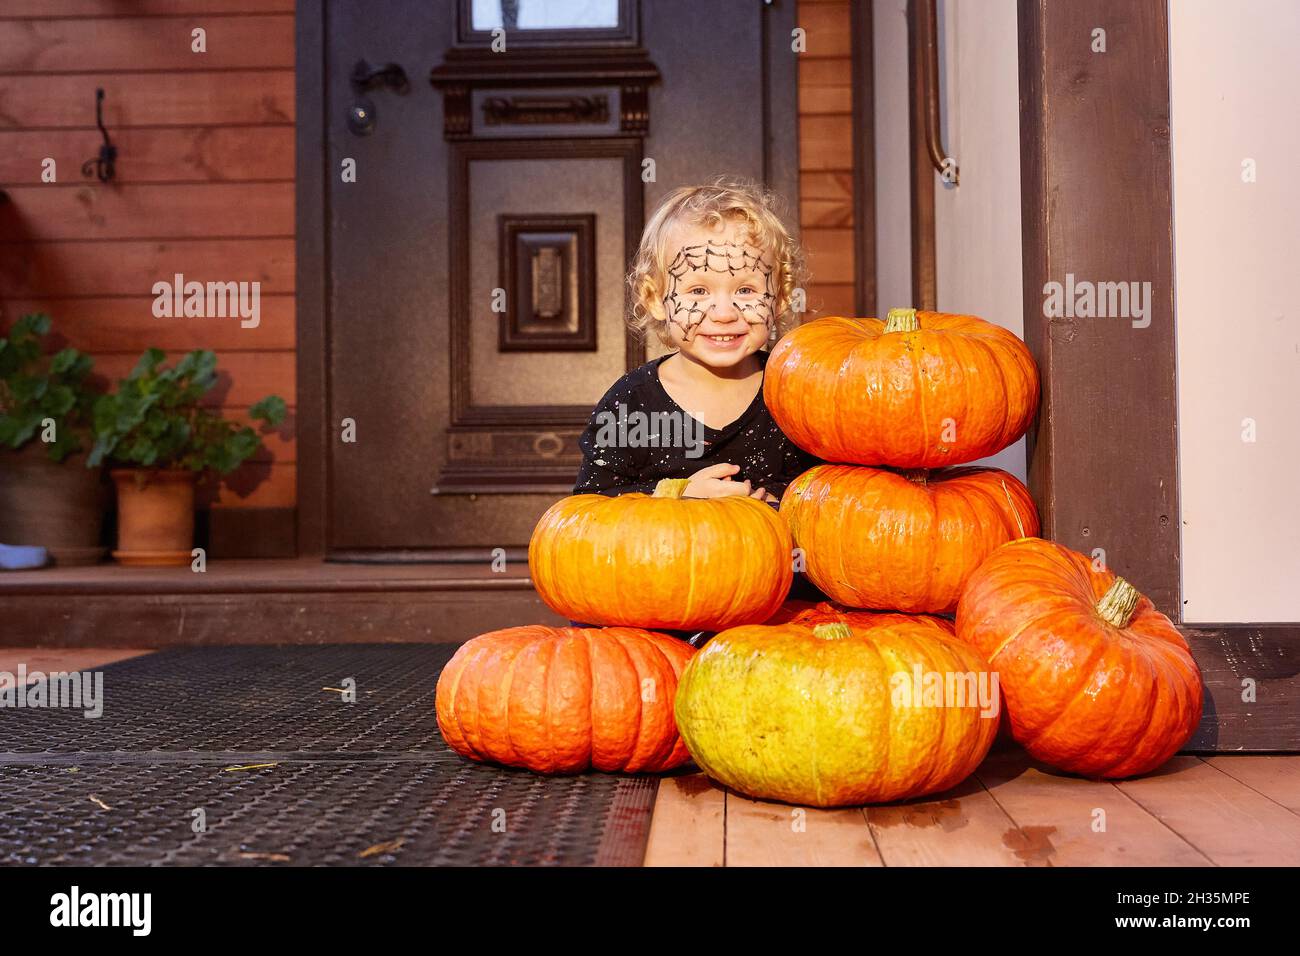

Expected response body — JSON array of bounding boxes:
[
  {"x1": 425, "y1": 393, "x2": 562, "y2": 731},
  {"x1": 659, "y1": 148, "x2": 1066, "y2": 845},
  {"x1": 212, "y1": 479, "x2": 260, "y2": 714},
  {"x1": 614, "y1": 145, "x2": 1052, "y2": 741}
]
[
  {"x1": 435, "y1": 624, "x2": 695, "y2": 774},
  {"x1": 762, "y1": 598, "x2": 825, "y2": 625},
  {"x1": 766, "y1": 599, "x2": 891, "y2": 626},
  {"x1": 956, "y1": 538, "x2": 1204, "y2": 778},
  {"x1": 529, "y1": 479, "x2": 793, "y2": 630},
  {"x1": 675, "y1": 613, "x2": 1000, "y2": 806},
  {"x1": 781, "y1": 464, "x2": 1039, "y2": 614},
  {"x1": 764, "y1": 309, "x2": 1039, "y2": 467}
]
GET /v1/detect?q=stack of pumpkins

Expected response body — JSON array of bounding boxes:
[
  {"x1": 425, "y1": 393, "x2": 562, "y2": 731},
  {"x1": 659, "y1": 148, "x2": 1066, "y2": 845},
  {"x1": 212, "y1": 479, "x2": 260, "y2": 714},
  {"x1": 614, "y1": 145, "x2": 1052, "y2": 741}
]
[
  {"x1": 436, "y1": 308, "x2": 1204, "y2": 808},
  {"x1": 672, "y1": 309, "x2": 1202, "y2": 805},
  {"x1": 671, "y1": 308, "x2": 1041, "y2": 805}
]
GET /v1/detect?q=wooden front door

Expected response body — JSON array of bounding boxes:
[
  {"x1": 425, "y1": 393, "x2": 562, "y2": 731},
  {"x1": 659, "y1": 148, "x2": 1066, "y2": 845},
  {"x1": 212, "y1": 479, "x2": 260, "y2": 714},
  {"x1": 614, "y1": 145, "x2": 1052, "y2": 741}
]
[{"x1": 297, "y1": 0, "x2": 798, "y2": 560}]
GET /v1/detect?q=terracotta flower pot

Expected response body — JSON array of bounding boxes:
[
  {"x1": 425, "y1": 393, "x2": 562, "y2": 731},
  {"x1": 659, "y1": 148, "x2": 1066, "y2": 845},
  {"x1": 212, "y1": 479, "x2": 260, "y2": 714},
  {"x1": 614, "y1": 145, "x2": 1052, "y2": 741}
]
[
  {"x1": 110, "y1": 468, "x2": 197, "y2": 567},
  {"x1": 0, "y1": 442, "x2": 109, "y2": 566}
]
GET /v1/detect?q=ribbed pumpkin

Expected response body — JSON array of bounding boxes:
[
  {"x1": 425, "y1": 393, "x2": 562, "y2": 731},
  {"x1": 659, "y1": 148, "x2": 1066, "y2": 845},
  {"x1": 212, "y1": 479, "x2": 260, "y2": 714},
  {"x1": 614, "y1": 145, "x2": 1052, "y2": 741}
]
[
  {"x1": 764, "y1": 309, "x2": 1039, "y2": 467},
  {"x1": 762, "y1": 598, "x2": 824, "y2": 625},
  {"x1": 781, "y1": 464, "x2": 1039, "y2": 614},
  {"x1": 529, "y1": 478, "x2": 793, "y2": 630},
  {"x1": 675, "y1": 613, "x2": 1000, "y2": 806},
  {"x1": 956, "y1": 537, "x2": 1203, "y2": 778},
  {"x1": 765, "y1": 599, "x2": 889, "y2": 626},
  {"x1": 435, "y1": 624, "x2": 695, "y2": 774}
]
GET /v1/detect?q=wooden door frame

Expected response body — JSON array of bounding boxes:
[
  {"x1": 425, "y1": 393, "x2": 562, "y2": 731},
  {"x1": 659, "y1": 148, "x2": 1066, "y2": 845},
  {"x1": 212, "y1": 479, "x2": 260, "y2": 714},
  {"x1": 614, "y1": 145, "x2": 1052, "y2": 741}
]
[
  {"x1": 850, "y1": 0, "x2": 877, "y2": 317},
  {"x1": 905, "y1": 0, "x2": 937, "y2": 310},
  {"x1": 296, "y1": 0, "x2": 329, "y2": 557},
  {"x1": 1017, "y1": 0, "x2": 1298, "y2": 750}
]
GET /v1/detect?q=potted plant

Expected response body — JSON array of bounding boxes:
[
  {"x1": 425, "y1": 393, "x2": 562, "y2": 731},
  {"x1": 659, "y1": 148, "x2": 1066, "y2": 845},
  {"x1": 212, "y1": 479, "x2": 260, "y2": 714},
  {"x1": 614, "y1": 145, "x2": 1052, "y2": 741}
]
[
  {"x1": 0, "y1": 313, "x2": 108, "y2": 566},
  {"x1": 88, "y1": 348, "x2": 286, "y2": 566}
]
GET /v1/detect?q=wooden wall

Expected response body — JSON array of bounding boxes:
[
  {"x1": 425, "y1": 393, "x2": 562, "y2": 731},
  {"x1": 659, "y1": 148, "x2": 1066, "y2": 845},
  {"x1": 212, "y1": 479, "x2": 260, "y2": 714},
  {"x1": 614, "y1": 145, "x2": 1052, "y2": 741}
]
[
  {"x1": 0, "y1": 0, "x2": 297, "y2": 555},
  {"x1": 797, "y1": 0, "x2": 856, "y2": 317}
]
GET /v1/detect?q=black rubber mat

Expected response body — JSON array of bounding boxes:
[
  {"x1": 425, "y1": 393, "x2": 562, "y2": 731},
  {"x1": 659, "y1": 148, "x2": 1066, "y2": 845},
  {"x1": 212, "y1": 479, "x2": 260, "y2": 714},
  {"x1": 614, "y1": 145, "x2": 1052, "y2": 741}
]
[{"x1": 0, "y1": 646, "x2": 657, "y2": 866}]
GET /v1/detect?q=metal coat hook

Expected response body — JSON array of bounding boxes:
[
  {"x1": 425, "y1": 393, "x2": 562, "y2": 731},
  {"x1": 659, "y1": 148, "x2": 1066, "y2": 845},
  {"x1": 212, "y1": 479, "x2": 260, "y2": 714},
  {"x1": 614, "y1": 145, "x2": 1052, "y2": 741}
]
[{"x1": 82, "y1": 88, "x2": 118, "y2": 183}]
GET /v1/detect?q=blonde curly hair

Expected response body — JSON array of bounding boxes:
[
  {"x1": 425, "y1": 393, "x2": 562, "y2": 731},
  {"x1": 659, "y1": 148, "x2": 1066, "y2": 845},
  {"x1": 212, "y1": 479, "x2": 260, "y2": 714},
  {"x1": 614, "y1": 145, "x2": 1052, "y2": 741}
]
[{"x1": 627, "y1": 176, "x2": 808, "y2": 347}]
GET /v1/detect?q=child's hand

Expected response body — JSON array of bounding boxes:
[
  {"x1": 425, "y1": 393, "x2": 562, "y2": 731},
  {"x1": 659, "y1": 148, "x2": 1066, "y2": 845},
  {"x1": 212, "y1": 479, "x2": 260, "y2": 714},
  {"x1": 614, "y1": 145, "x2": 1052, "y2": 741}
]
[
  {"x1": 683, "y1": 463, "x2": 754, "y2": 499},
  {"x1": 750, "y1": 486, "x2": 779, "y2": 505}
]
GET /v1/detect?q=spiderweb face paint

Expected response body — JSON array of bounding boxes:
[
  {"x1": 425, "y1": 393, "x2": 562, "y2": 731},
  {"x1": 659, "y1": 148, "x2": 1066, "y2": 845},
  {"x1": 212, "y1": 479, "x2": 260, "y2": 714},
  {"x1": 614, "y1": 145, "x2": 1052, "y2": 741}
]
[{"x1": 662, "y1": 241, "x2": 777, "y2": 342}]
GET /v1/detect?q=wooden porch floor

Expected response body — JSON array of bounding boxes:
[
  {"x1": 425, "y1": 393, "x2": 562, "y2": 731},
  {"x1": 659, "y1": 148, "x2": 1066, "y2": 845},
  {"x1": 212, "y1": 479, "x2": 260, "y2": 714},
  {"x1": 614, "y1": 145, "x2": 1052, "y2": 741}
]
[
  {"x1": 644, "y1": 752, "x2": 1300, "y2": 866},
  {"x1": 5, "y1": 649, "x2": 1299, "y2": 867}
]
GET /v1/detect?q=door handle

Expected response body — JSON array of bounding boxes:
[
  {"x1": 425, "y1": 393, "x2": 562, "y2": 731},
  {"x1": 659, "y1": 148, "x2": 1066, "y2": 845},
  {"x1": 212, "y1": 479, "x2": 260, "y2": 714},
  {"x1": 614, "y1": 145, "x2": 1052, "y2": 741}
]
[
  {"x1": 347, "y1": 60, "x2": 409, "y2": 136},
  {"x1": 351, "y1": 59, "x2": 410, "y2": 95},
  {"x1": 913, "y1": 0, "x2": 958, "y2": 185}
]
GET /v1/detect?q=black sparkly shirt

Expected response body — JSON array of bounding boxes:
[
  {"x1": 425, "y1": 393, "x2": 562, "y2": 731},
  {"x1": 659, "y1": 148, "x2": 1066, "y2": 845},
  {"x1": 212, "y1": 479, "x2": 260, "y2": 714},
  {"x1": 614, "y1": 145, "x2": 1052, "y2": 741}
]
[{"x1": 573, "y1": 350, "x2": 821, "y2": 506}]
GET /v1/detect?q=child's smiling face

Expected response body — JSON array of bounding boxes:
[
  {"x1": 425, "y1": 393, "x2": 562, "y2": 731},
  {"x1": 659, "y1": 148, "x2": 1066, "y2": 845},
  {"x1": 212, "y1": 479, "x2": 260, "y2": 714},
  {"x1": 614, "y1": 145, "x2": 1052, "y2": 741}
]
[{"x1": 656, "y1": 217, "x2": 777, "y2": 368}]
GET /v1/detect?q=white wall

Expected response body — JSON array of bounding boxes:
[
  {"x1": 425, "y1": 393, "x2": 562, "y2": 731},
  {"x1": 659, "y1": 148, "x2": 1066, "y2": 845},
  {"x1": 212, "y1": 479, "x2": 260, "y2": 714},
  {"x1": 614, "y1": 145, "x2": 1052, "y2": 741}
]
[
  {"x1": 934, "y1": 0, "x2": 1025, "y2": 480},
  {"x1": 873, "y1": 0, "x2": 1026, "y2": 482},
  {"x1": 1170, "y1": 0, "x2": 1300, "y2": 623}
]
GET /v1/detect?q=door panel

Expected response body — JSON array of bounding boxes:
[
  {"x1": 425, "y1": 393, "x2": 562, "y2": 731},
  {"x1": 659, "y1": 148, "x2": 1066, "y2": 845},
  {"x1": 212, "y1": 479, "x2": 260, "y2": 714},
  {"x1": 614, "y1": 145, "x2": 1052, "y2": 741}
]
[
  {"x1": 325, "y1": 0, "x2": 455, "y2": 551},
  {"x1": 468, "y1": 157, "x2": 628, "y2": 407}
]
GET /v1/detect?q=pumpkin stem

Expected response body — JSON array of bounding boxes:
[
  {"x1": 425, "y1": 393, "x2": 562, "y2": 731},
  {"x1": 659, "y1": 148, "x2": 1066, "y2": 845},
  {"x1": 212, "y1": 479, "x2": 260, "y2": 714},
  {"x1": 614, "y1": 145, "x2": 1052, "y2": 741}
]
[
  {"x1": 812, "y1": 622, "x2": 852, "y2": 641},
  {"x1": 1096, "y1": 577, "x2": 1141, "y2": 629},
  {"x1": 904, "y1": 469, "x2": 929, "y2": 485},
  {"x1": 653, "y1": 478, "x2": 690, "y2": 499},
  {"x1": 883, "y1": 308, "x2": 920, "y2": 333},
  {"x1": 1000, "y1": 479, "x2": 1028, "y2": 539}
]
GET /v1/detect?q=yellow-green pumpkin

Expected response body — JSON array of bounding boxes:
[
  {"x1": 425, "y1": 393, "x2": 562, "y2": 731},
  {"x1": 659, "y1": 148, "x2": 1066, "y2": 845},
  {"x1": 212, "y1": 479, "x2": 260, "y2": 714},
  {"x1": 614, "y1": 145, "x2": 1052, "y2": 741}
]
[{"x1": 674, "y1": 610, "x2": 999, "y2": 806}]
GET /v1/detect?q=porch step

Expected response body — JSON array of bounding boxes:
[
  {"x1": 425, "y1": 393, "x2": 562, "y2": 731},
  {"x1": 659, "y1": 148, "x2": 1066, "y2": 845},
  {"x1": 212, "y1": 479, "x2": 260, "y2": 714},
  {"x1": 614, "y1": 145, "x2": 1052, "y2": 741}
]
[{"x1": 0, "y1": 559, "x2": 563, "y2": 646}]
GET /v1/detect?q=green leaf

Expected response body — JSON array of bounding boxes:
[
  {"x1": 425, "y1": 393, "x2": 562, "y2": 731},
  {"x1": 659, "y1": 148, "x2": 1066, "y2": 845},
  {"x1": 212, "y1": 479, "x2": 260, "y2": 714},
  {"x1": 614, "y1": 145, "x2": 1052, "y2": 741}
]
[
  {"x1": 46, "y1": 431, "x2": 82, "y2": 463},
  {"x1": 12, "y1": 376, "x2": 48, "y2": 404},
  {"x1": 3, "y1": 411, "x2": 41, "y2": 449},
  {"x1": 114, "y1": 407, "x2": 142, "y2": 435},
  {"x1": 1, "y1": 316, "x2": 44, "y2": 370},
  {"x1": 174, "y1": 350, "x2": 219, "y2": 396},
  {"x1": 249, "y1": 395, "x2": 287, "y2": 427},
  {"x1": 69, "y1": 351, "x2": 94, "y2": 381},
  {"x1": 130, "y1": 348, "x2": 167, "y2": 379},
  {"x1": 87, "y1": 433, "x2": 114, "y2": 468},
  {"x1": 49, "y1": 348, "x2": 77, "y2": 375},
  {"x1": 173, "y1": 351, "x2": 197, "y2": 375},
  {"x1": 46, "y1": 384, "x2": 76, "y2": 417},
  {"x1": 21, "y1": 313, "x2": 53, "y2": 337}
]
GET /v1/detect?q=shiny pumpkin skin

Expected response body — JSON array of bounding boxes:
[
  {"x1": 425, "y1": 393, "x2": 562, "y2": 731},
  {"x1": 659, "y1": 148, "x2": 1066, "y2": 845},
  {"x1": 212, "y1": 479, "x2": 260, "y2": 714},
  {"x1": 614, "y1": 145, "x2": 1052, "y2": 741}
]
[
  {"x1": 762, "y1": 598, "x2": 824, "y2": 625},
  {"x1": 764, "y1": 312, "x2": 1040, "y2": 468},
  {"x1": 674, "y1": 613, "x2": 999, "y2": 806},
  {"x1": 781, "y1": 464, "x2": 1040, "y2": 614},
  {"x1": 529, "y1": 491, "x2": 793, "y2": 630},
  {"x1": 765, "y1": 599, "x2": 896, "y2": 626},
  {"x1": 435, "y1": 625, "x2": 695, "y2": 774},
  {"x1": 955, "y1": 538, "x2": 1204, "y2": 778}
]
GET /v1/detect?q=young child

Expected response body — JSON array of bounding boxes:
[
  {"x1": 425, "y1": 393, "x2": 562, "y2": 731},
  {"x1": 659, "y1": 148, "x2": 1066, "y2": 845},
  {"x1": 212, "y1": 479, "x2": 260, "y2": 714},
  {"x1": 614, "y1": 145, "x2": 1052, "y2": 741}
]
[
  {"x1": 571, "y1": 178, "x2": 822, "y2": 644},
  {"x1": 574, "y1": 177, "x2": 819, "y2": 507}
]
